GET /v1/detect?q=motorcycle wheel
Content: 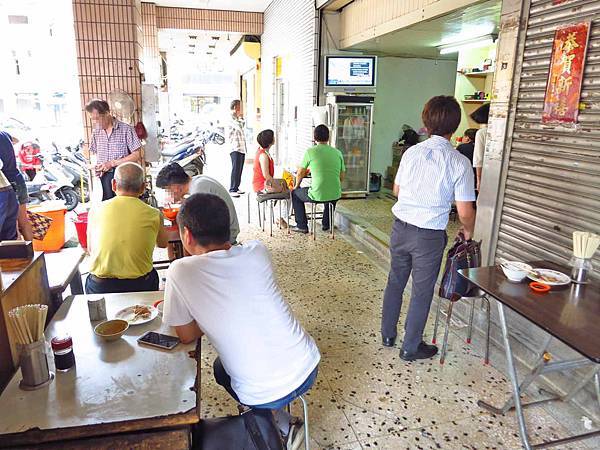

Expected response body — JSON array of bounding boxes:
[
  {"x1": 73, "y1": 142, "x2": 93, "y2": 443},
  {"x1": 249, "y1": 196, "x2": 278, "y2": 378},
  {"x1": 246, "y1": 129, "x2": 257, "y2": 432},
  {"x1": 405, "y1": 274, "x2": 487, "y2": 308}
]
[
  {"x1": 76, "y1": 185, "x2": 90, "y2": 203},
  {"x1": 56, "y1": 187, "x2": 79, "y2": 211},
  {"x1": 184, "y1": 159, "x2": 203, "y2": 177}
]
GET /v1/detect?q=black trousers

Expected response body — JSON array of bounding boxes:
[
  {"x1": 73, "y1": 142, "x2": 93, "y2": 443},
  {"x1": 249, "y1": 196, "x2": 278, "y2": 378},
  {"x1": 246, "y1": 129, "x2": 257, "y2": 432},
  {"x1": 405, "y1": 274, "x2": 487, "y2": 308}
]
[
  {"x1": 85, "y1": 269, "x2": 159, "y2": 294},
  {"x1": 229, "y1": 152, "x2": 245, "y2": 192},
  {"x1": 381, "y1": 219, "x2": 447, "y2": 353},
  {"x1": 291, "y1": 187, "x2": 337, "y2": 230},
  {"x1": 100, "y1": 169, "x2": 116, "y2": 201}
]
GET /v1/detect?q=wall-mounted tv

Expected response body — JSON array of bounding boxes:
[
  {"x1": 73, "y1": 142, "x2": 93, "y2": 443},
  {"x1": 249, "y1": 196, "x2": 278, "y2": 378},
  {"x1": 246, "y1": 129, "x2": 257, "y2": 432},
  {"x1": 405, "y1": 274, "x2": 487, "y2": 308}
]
[{"x1": 325, "y1": 56, "x2": 377, "y2": 88}]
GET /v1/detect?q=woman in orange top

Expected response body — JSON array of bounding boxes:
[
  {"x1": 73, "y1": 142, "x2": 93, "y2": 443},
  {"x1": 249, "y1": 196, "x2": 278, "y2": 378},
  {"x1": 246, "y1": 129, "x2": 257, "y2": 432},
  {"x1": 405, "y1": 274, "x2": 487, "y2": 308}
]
[
  {"x1": 252, "y1": 129, "x2": 288, "y2": 227},
  {"x1": 252, "y1": 129, "x2": 275, "y2": 193}
]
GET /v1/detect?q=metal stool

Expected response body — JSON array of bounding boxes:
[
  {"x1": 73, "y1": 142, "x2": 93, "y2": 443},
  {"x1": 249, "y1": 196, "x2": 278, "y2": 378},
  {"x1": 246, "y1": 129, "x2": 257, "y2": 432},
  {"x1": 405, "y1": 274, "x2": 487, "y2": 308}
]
[
  {"x1": 308, "y1": 200, "x2": 338, "y2": 241},
  {"x1": 256, "y1": 191, "x2": 291, "y2": 237},
  {"x1": 286, "y1": 394, "x2": 310, "y2": 450},
  {"x1": 432, "y1": 293, "x2": 491, "y2": 365}
]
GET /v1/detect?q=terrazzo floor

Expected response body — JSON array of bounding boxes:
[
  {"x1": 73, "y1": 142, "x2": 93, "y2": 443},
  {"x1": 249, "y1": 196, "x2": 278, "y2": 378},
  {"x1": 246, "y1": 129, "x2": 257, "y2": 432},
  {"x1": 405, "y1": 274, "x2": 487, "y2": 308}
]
[{"x1": 196, "y1": 187, "x2": 594, "y2": 449}]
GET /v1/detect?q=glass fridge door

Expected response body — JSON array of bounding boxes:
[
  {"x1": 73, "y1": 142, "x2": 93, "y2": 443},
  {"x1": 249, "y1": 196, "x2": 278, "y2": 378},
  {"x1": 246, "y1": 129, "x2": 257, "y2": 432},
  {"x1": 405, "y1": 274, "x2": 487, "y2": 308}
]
[{"x1": 335, "y1": 103, "x2": 372, "y2": 194}]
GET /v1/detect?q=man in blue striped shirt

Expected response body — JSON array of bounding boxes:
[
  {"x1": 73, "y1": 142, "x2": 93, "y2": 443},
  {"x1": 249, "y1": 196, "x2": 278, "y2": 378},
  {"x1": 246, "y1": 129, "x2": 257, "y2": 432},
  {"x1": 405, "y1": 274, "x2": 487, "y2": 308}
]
[{"x1": 381, "y1": 96, "x2": 476, "y2": 361}]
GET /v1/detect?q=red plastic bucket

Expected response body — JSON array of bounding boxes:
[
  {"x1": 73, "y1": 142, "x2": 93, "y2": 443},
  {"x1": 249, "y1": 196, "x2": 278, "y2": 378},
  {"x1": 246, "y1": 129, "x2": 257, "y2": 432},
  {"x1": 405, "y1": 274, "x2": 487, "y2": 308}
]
[{"x1": 74, "y1": 212, "x2": 88, "y2": 249}]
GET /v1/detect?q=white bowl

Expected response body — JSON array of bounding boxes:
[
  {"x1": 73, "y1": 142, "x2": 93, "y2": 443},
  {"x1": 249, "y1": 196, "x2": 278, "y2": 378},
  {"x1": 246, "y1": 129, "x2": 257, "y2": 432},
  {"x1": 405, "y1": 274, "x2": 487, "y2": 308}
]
[{"x1": 500, "y1": 261, "x2": 532, "y2": 283}]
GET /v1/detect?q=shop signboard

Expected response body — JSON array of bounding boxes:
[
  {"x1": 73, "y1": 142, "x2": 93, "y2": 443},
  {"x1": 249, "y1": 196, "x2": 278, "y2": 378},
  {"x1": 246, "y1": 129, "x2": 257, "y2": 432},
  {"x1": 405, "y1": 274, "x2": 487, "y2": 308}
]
[{"x1": 542, "y1": 21, "x2": 591, "y2": 124}]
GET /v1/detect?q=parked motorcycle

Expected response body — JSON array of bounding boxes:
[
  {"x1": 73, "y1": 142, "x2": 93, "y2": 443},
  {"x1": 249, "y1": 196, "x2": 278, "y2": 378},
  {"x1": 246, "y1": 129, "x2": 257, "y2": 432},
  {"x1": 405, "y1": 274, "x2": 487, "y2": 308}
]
[
  {"x1": 51, "y1": 141, "x2": 91, "y2": 202},
  {"x1": 29, "y1": 154, "x2": 79, "y2": 211},
  {"x1": 160, "y1": 128, "x2": 225, "y2": 177}
]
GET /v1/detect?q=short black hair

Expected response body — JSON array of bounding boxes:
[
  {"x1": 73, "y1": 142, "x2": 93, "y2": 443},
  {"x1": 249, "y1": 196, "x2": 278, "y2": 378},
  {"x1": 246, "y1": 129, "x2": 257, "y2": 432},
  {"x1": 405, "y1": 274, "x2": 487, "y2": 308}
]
[
  {"x1": 422, "y1": 96, "x2": 461, "y2": 136},
  {"x1": 257, "y1": 129, "x2": 274, "y2": 148},
  {"x1": 156, "y1": 163, "x2": 190, "y2": 188},
  {"x1": 470, "y1": 103, "x2": 490, "y2": 124},
  {"x1": 464, "y1": 128, "x2": 477, "y2": 141},
  {"x1": 85, "y1": 99, "x2": 110, "y2": 114},
  {"x1": 178, "y1": 193, "x2": 231, "y2": 247},
  {"x1": 314, "y1": 125, "x2": 330, "y2": 143},
  {"x1": 230, "y1": 99, "x2": 241, "y2": 110}
]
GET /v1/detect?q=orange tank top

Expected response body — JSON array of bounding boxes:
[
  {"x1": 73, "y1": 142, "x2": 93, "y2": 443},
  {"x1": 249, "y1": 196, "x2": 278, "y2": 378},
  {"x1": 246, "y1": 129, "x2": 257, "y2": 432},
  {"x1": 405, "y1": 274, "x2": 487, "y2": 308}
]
[{"x1": 253, "y1": 147, "x2": 274, "y2": 192}]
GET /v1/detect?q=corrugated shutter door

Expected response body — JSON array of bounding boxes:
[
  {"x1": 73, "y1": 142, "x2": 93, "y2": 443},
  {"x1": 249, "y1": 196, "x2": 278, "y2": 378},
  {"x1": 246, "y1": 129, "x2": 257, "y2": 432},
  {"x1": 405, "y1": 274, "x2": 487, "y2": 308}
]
[
  {"x1": 262, "y1": 0, "x2": 318, "y2": 166},
  {"x1": 495, "y1": 0, "x2": 600, "y2": 278}
]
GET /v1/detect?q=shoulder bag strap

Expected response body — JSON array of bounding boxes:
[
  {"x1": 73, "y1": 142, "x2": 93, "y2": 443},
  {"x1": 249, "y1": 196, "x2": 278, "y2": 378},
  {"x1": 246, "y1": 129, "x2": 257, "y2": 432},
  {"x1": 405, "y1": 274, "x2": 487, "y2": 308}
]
[{"x1": 242, "y1": 410, "x2": 273, "y2": 450}]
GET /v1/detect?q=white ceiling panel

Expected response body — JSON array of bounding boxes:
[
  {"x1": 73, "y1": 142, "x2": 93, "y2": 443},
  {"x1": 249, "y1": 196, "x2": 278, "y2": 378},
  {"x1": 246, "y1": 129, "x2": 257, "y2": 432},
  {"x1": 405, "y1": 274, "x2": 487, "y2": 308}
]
[
  {"x1": 154, "y1": 0, "x2": 272, "y2": 12},
  {"x1": 349, "y1": 0, "x2": 501, "y2": 60}
]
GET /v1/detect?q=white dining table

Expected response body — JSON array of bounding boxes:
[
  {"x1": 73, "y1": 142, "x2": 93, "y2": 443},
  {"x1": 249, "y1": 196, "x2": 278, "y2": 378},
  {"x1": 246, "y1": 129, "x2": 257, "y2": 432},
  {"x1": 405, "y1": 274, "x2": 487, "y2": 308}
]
[{"x1": 0, "y1": 291, "x2": 200, "y2": 449}]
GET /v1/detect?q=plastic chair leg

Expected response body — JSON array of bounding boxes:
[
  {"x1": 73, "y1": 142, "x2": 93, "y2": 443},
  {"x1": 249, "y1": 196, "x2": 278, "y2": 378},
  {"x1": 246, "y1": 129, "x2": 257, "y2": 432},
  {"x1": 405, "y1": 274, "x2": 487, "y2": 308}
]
[
  {"x1": 247, "y1": 192, "x2": 250, "y2": 224},
  {"x1": 311, "y1": 203, "x2": 316, "y2": 241},
  {"x1": 269, "y1": 201, "x2": 274, "y2": 237},
  {"x1": 298, "y1": 395, "x2": 310, "y2": 450}
]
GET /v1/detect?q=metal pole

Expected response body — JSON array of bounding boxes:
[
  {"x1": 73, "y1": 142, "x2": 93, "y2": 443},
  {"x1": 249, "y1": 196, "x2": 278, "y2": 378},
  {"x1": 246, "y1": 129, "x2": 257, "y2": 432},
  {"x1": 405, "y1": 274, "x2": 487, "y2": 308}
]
[{"x1": 497, "y1": 302, "x2": 532, "y2": 450}]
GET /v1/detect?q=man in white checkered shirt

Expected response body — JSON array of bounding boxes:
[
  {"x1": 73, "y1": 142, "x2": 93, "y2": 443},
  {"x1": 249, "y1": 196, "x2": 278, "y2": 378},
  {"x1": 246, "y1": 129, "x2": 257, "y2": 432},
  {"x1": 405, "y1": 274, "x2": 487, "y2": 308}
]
[
  {"x1": 86, "y1": 99, "x2": 142, "y2": 201},
  {"x1": 381, "y1": 96, "x2": 476, "y2": 362},
  {"x1": 227, "y1": 99, "x2": 247, "y2": 197}
]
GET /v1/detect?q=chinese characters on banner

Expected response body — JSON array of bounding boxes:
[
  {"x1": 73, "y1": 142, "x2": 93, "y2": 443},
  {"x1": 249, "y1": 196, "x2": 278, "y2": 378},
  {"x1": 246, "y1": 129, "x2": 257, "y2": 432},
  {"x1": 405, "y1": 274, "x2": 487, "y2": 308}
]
[{"x1": 542, "y1": 22, "x2": 591, "y2": 124}]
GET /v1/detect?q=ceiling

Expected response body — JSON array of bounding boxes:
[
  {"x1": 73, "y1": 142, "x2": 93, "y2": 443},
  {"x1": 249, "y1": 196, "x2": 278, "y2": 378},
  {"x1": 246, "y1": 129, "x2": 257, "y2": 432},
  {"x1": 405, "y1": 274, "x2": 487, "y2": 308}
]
[
  {"x1": 154, "y1": 0, "x2": 272, "y2": 12},
  {"x1": 349, "y1": 0, "x2": 501, "y2": 60}
]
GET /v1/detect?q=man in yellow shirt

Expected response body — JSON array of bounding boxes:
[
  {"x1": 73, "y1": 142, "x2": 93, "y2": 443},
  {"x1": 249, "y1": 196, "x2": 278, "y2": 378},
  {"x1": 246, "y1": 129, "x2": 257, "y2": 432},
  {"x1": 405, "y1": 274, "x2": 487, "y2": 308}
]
[{"x1": 86, "y1": 162, "x2": 168, "y2": 294}]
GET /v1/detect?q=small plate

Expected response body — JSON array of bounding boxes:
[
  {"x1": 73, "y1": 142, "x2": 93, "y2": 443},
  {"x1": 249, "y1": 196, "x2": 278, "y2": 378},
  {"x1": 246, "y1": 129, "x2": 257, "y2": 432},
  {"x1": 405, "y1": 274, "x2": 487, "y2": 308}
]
[
  {"x1": 114, "y1": 304, "x2": 158, "y2": 325},
  {"x1": 527, "y1": 269, "x2": 571, "y2": 286}
]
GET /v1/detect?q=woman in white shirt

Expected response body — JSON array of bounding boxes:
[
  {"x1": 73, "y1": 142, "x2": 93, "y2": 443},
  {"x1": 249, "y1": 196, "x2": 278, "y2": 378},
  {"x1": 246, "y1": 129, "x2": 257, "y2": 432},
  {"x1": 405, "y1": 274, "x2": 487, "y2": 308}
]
[{"x1": 470, "y1": 103, "x2": 490, "y2": 191}]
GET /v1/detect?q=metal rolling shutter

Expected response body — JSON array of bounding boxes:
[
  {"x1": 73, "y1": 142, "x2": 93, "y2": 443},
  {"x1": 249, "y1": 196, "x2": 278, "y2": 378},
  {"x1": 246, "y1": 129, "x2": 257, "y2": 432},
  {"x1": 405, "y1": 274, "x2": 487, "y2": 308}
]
[
  {"x1": 494, "y1": 0, "x2": 600, "y2": 278},
  {"x1": 262, "y1": 0, "x2": 318, "y2": 165}
]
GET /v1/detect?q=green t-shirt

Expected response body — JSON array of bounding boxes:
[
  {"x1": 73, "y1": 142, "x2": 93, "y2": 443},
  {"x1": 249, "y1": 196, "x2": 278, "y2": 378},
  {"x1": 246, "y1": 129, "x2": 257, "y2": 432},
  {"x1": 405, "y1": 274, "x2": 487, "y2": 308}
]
[{"x1": 301, "y1": 144, "x2": 346, "y2": 201}]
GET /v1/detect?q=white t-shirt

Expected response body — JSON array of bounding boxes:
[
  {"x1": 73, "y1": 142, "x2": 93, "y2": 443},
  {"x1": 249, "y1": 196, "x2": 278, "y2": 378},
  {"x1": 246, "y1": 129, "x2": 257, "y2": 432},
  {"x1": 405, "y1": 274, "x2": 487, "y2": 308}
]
[
  {"x1": 189, "y1": 175, "x2": 240, "y2": 243},
  {"x1": 163, "y1": 240, "x2": 320, "y2": 406},
  {"x1": 472, "y1": 126, "x2": 488, "y2": 168}
]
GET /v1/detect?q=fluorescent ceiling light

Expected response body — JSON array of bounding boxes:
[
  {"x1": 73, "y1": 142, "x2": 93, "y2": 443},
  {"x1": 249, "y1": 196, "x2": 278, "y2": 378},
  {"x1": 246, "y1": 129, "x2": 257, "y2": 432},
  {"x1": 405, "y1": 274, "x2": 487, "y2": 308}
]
[{"x1": 438, "y1": 35, "x2": 496, "y2": 55}]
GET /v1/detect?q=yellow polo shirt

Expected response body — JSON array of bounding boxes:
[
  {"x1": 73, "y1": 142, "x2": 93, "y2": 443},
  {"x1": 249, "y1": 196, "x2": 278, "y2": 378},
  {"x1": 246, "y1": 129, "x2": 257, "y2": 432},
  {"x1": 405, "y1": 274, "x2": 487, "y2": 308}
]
[{"x1": 89, "y1": 196, "x2": 160, "y2": 279}]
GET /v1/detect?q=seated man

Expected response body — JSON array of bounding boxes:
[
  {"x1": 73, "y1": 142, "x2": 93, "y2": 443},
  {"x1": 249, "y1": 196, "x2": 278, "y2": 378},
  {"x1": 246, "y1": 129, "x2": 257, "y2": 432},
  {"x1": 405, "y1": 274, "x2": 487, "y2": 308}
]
[
  {"x1": 156, "y1": 163, "x2": 240, "y2": 244},
  {"x1": 291, "y1": 125, "x2": 345, "y2": 233},
  {"x1": 86, "y1": 162, "x2": 168, "y2": 294},
  {"x1": 163, "y1": 193, "x2": 320, "y2": 438}
]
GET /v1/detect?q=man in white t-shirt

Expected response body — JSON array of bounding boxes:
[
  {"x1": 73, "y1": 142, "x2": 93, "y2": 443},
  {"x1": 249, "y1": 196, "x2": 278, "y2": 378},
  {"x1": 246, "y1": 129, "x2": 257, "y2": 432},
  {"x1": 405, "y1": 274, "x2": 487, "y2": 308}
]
[{"x1": 163, "y1": 193, "x2": 320, "y2": 433}]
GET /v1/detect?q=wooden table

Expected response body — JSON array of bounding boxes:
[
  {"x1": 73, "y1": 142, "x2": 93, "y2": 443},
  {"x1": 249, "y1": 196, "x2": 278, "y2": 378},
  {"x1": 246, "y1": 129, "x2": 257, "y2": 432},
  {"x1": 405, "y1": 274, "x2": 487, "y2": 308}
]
[
  {"x1": 0, "y1": 292, "x2": 200, "y2": 449},
  {"x1": 0, "y1": 254, "x2": 52, "y2": 389},
  {"x1": 44, "y1": 248, "x2": 85, "y2": 307},
  {"x1": 460, "y1": 261, "x2": 600, "y2": 450}
]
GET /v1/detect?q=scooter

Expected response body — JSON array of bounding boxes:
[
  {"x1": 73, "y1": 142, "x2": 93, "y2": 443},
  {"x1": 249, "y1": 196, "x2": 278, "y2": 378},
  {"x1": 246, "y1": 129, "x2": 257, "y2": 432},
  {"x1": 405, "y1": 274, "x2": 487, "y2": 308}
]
[
  {"x1": 31, "y1": 155, "x2": 79, "y2": 211},
  {"x1": 51, "y1": 142, "x2": 91, "y2": 202},
  {"x1": 165, "y1": 129, "x2": 225, "y2": 177}
]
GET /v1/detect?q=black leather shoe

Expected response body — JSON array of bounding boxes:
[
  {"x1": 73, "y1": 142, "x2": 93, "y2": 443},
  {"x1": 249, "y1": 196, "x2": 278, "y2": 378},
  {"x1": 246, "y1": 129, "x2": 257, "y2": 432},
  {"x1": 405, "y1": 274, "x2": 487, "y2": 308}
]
[
  {"x1": 322, "y1": 226, "x2": 330, "y2": 232},
  {"x1": 400, "y1": 342, "x2": 438, "y2": 361},
  {"x1": 291, "y1": 226, "x2": 309, "y2": 234},
  {"x1": 382, "y1": 336, "x2": 396, "y2": 347}
]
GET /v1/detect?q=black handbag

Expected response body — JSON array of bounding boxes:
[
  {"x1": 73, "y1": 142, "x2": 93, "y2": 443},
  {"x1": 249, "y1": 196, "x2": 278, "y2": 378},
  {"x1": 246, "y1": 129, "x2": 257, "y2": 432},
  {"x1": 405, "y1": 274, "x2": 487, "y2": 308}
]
[
  {"x1": 194, "y1": 409, "x2": 285, "y2": 450},
  {"x1": 439, "y1": 237, "x2": 481, "y2": 299}
]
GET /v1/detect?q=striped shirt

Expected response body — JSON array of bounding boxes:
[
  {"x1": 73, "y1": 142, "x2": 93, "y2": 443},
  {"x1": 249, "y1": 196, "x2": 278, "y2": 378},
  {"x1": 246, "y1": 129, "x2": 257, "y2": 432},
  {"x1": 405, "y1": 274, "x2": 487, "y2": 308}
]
[
  {"x1": 89, "y1": 119, "x2": 142, "y2": 164},
  {"x1": 392, "y1": 135, "x2": 475, "y2": 230}
]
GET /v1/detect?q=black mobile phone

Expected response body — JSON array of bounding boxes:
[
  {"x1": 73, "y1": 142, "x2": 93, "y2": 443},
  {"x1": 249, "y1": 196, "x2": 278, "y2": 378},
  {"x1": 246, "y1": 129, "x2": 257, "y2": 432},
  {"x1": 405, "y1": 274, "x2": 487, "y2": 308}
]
[{"x1": 137, "y1": 331, "x2": 180, "y2": 350}]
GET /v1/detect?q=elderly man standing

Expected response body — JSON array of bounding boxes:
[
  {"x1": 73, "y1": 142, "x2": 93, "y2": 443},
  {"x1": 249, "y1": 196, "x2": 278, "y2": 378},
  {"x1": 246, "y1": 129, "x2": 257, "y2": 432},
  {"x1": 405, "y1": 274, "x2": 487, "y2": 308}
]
[
  {"x1": 86, "y1": 162, "x2": 168, "y2": 294},
  {"x1": 86, "y1": 99, "x2": 142, "y2": 201},
  {"x1": 381, "y1": 96, "x2": 476, "y2": 361},
  {"x1": 227, "y1": 99, "x2": 247, "y2": 197}
]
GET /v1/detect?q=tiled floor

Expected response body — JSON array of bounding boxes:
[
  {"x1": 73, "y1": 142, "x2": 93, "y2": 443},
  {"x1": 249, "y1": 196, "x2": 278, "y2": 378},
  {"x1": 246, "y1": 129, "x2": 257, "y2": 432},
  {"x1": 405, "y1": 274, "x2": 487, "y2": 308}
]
[{"x1": 196, "y1": 205, "x2": 594, "y2": 449}]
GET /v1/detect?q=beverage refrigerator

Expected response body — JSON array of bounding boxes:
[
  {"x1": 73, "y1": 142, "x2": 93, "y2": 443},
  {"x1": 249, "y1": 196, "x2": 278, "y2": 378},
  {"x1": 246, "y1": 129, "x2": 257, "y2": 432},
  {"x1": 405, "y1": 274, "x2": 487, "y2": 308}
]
[{"x1": 327, "y1": 94, "x2": 374, "y2": 197}]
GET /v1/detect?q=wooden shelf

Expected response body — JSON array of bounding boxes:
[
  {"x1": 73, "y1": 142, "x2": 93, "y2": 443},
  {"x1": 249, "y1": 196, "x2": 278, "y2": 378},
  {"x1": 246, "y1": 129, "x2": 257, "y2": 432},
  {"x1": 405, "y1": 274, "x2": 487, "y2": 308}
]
[
  {"x1": 458, "y1": 70, "x2": 495, "y2": 78},
  {"x1": 462, "y1": 99, "x2": 488, "y2": 104}
]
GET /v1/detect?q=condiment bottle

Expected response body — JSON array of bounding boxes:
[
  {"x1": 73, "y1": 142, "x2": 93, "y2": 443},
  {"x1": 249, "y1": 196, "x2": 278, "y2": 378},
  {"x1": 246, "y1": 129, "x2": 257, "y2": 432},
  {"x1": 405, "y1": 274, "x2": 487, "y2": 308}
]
[{"x1": 51, "y1": 336, "x2": 76, "y2": 372}]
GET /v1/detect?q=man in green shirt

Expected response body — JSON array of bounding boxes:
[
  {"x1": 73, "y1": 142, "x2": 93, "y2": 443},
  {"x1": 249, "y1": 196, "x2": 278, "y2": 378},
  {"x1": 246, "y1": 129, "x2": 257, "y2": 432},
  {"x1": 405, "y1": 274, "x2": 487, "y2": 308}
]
[{"x1": 291, "y1": 125, "x2": 346, "y2": 233}]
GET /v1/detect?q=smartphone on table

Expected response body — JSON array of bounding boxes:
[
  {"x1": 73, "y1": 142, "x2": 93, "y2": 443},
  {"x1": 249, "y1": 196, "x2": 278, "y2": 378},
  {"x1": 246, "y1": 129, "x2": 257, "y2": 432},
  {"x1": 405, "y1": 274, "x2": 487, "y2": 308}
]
[{"x1": 137, "y1": 331, "x2": 180, "y2": 350}]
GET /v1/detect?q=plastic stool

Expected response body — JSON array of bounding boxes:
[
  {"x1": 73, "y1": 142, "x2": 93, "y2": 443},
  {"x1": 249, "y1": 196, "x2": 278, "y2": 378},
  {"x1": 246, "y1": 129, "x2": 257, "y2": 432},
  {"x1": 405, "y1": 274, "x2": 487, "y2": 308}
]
[{"x1": 309, "y1": 200, "x2": 338, "y2": 241}]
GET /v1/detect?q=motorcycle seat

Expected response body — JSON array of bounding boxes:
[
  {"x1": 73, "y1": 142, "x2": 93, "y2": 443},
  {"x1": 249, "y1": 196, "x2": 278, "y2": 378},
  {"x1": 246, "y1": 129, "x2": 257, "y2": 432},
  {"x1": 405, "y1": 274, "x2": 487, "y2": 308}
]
[{"x1": 162, "y1": 142, "x2": 194, "y2": 157}]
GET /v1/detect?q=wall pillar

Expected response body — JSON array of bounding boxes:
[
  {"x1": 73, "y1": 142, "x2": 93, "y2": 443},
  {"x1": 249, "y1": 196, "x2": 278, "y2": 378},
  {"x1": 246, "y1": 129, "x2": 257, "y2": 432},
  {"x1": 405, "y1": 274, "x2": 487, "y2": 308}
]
[
  {"x1": 141, "y1": 2, "x2": 161, "y2": 86},
  {"x1": 72, "y1": 0, "x2": 143, "y2": 141}
]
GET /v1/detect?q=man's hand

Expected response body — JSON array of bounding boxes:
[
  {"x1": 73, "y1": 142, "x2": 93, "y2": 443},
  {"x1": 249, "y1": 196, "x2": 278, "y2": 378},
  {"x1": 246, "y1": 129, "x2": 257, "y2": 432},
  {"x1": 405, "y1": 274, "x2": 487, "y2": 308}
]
[{"x1": 95, "y1": 161, "x2": 114, "y2": 173}]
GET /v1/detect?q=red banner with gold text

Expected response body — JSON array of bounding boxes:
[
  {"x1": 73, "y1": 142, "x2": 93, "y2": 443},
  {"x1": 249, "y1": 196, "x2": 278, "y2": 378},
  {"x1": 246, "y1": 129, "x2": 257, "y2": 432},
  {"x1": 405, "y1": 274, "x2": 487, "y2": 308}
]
[{"x1": 542, "y1": 22, "x2": 590, "y2": 124}]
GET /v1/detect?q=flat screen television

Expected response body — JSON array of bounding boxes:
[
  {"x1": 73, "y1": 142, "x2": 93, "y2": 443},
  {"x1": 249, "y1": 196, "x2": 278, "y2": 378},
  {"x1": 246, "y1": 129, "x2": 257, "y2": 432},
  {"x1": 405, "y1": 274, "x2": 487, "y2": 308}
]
[{"x1": 325, "y1": 56, "x2": 377, "y2": 88}]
